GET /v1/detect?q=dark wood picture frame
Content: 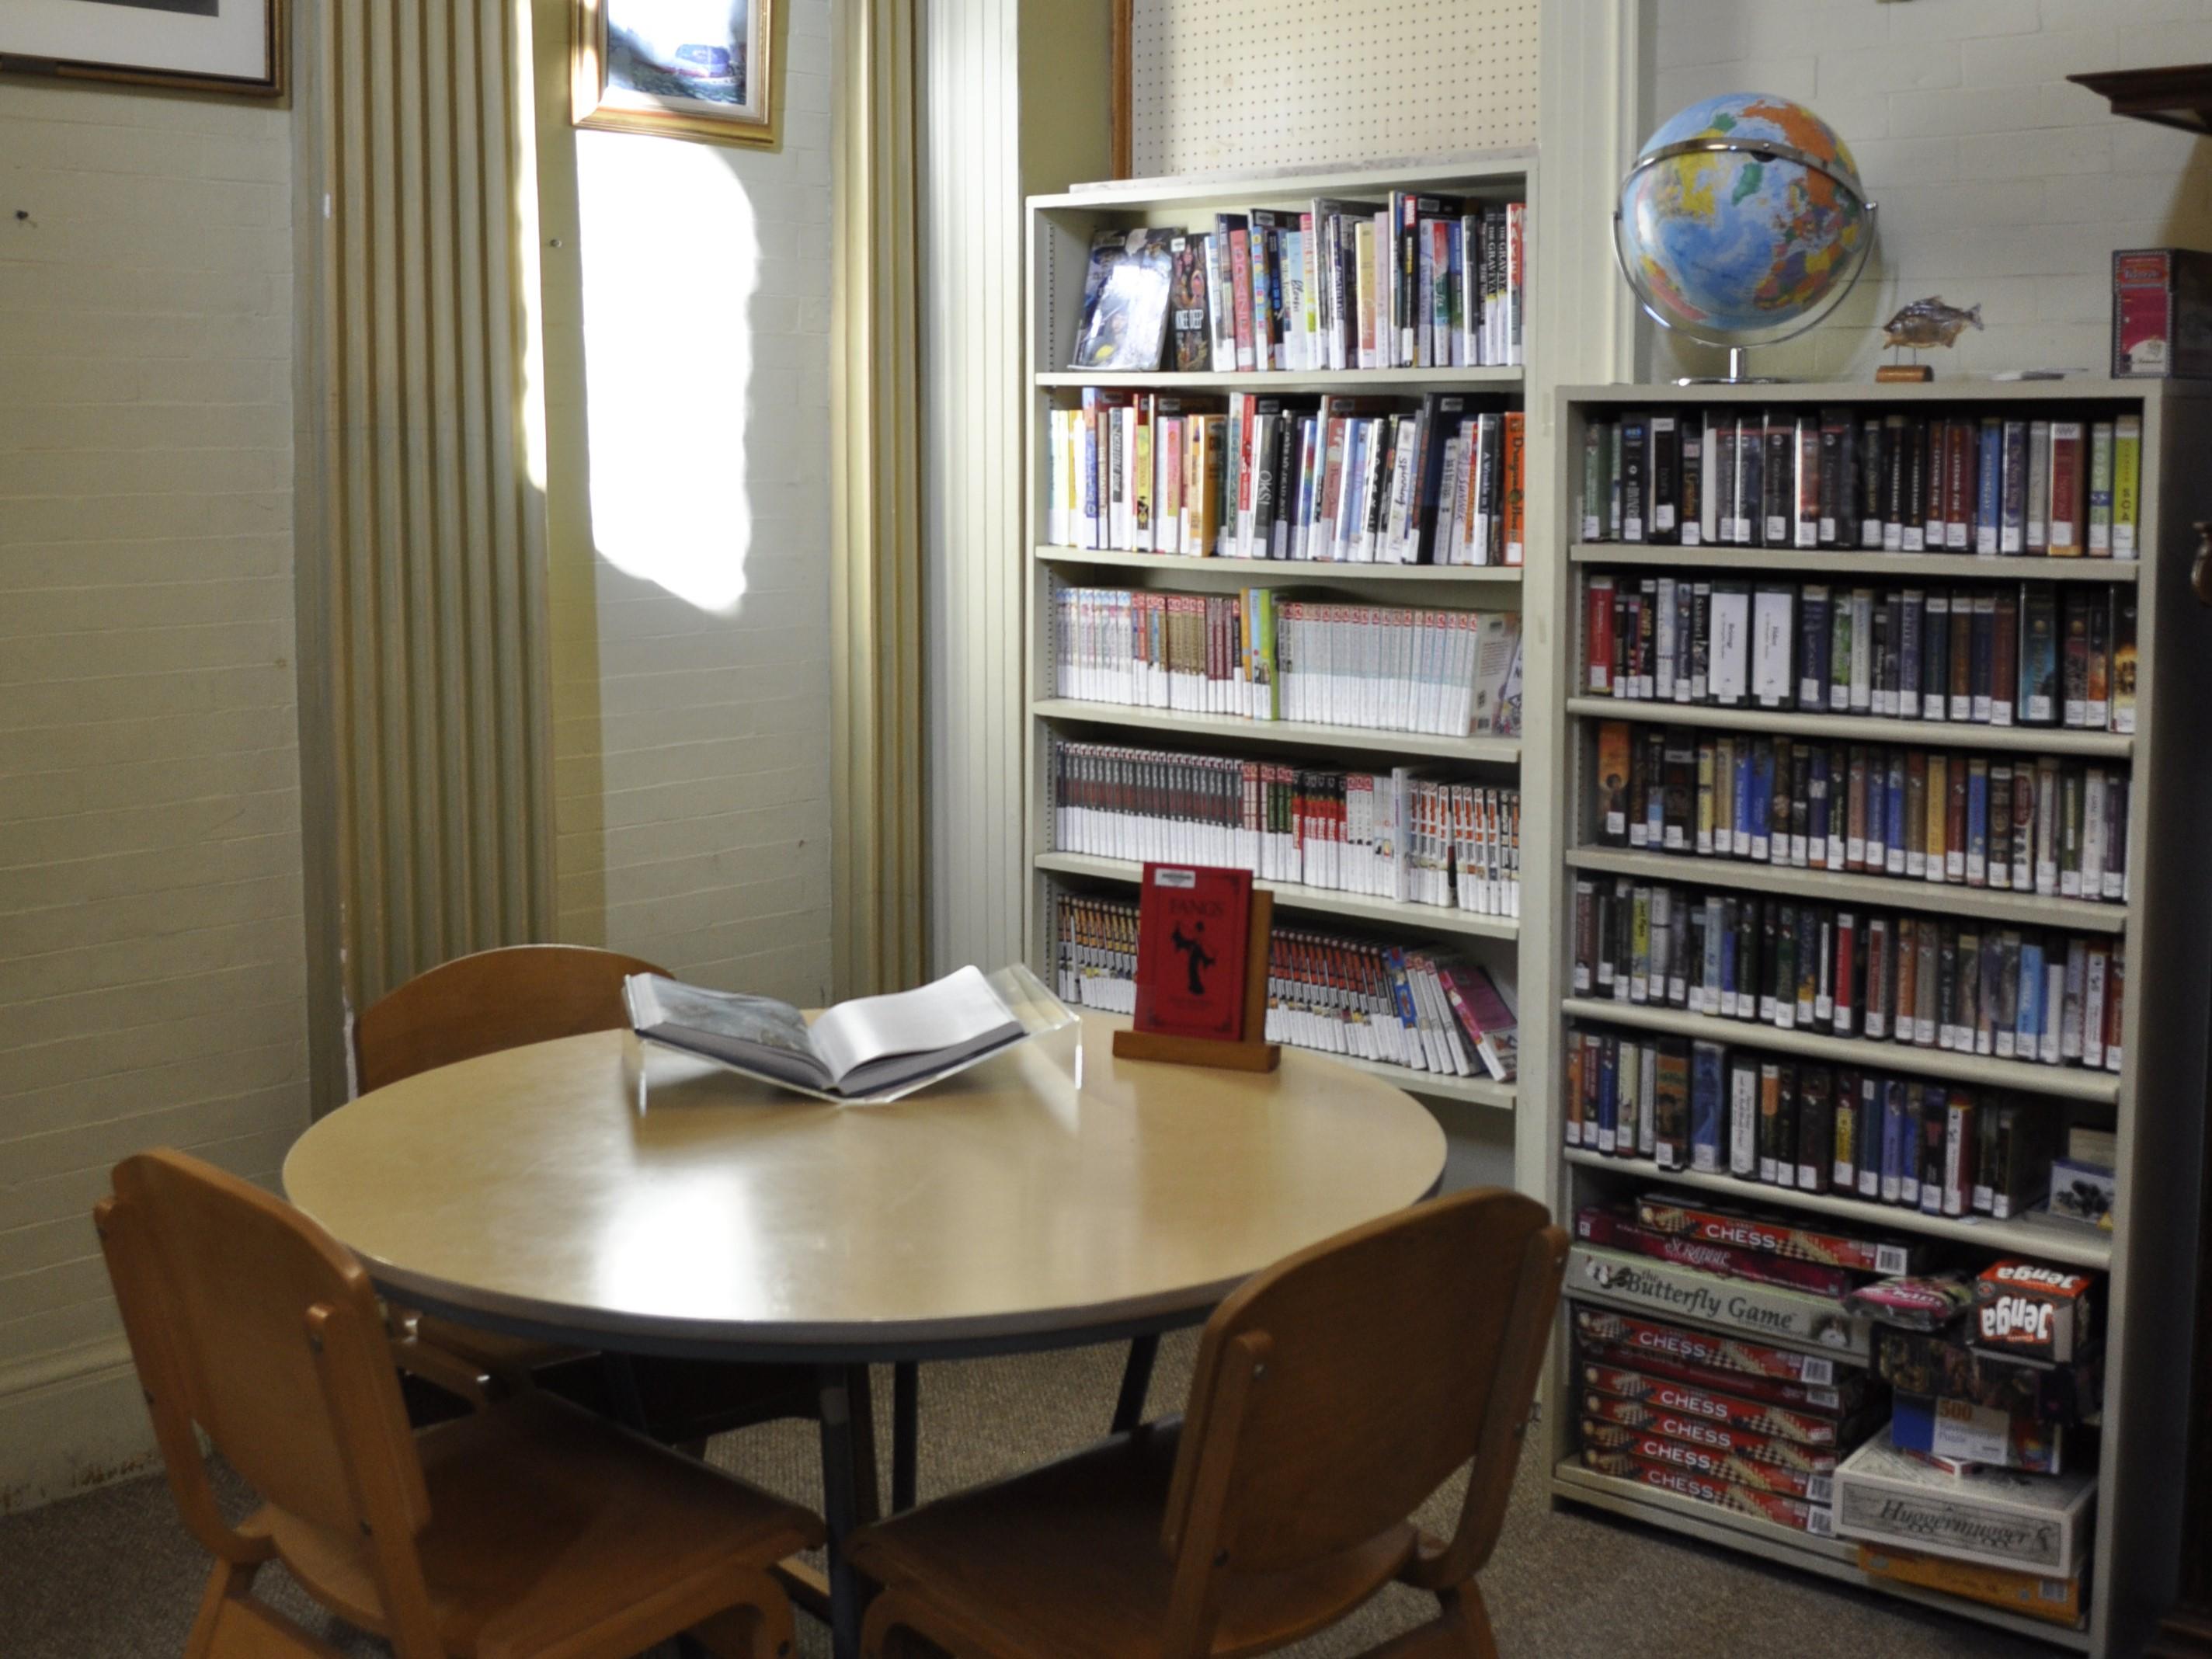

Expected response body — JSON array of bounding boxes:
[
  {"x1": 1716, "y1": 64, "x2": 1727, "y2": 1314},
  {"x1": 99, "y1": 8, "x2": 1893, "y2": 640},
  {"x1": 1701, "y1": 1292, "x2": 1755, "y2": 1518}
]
[{"x1": 0, "y1": 0, "x2": 285, "y2": 99}]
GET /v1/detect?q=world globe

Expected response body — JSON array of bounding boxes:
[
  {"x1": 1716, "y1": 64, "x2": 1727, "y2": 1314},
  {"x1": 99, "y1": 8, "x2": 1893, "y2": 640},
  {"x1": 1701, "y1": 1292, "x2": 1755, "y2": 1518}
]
[{"x1": 1616, "y1": 92, "x2": 1875, "y2": 373}]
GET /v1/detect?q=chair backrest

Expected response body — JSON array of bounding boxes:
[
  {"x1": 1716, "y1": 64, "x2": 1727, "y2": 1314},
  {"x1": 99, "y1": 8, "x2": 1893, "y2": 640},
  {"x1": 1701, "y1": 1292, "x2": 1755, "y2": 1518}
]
[
  {"x1": 1160, "y1": 1187, "x2": 1567, "y2": 1625},
  {"x1": 96, "y1": 1150, "x2": 430, "y2": 1555},
  {"x1": 353, "y1": 943, "x2": 669, "y2": 1093}
]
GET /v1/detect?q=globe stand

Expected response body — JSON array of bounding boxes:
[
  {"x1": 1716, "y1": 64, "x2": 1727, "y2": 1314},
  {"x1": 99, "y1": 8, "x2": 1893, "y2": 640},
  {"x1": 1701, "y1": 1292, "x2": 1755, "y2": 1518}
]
[{"x1": 1672, "y1": 346, "x2": 1787, "y2": 387}]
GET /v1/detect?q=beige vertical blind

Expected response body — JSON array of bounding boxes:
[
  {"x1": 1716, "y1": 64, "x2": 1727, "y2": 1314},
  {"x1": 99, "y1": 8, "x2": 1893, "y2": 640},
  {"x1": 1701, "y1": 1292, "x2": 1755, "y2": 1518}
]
[
  {"x1": 304, "y1": 0, "x2": 556, "y2": 1079},
  {"x1": 831, "y1": 0, "x2": 929, "y2": 998}
]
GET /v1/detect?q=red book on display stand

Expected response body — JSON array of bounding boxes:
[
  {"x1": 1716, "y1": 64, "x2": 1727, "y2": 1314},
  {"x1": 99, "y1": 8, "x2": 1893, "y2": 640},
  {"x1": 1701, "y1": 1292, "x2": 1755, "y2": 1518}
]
[{"x1": 1115, "y1": 864, "x2": 1279, "y2": 1072}]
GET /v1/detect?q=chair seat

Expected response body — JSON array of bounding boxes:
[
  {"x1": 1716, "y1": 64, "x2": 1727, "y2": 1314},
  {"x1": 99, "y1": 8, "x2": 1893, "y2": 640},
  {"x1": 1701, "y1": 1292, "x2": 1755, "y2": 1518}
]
[
  {"x1": 263, "y1": 1390, "x2": 823, "y2": 1657},
  {"x1": 845, "y1": 1421, "x2": 1418, "y2": 1659}
]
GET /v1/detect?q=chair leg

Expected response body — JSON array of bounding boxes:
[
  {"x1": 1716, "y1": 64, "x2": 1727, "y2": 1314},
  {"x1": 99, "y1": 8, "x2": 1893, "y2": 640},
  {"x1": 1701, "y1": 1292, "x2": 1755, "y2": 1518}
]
[
  {"x1": 860, "y1": 1590, "x2": 932, "y2": 1659},
  {"x1": 690, "y1": 1566, "x2": 798, "y2": 1658},
  {"x1": 185, "y1": 1557, "x2": 349, "y2": 1659},
  {"x1": 1354, "y1": 1581, "x2": 1497, "y2": 1659}
]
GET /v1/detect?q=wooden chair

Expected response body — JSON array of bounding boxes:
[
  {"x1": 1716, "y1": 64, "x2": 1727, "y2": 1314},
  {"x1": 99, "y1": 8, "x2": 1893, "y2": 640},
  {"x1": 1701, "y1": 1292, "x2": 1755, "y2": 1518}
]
[
  {"x1": 354, "y1": 944, "x2": 819, "y2": 1445},
  {"x1": 95, "y1": 1148, "x2": 822, "y2": 1659},
  {"x1": 847, "y1": 1187, "x2": 1569, "y2": 1659}
]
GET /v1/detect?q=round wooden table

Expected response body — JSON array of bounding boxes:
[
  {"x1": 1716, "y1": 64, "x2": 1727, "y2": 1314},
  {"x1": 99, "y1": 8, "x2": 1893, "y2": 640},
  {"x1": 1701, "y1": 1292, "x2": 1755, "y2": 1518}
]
[{"x1": 283, "y1": 1009, "x2": 1446, "y2": 1657}]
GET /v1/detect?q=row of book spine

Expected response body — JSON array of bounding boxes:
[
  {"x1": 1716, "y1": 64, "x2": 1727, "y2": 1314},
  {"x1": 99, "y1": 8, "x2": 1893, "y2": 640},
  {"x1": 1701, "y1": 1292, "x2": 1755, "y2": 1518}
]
[
  {"x1": 1593, "y1": 722, "x2": 2131, "y2": 906},
  {"x1": 1167, "y1": 197, "x2": 1523, "y2": 374},
  {"x1": 1052, "y1": 891, "x2": 1515, "y2": 1080},
  {"x1": 1584, "y1": 574, "x2": 2137, "y2": 736},
  {"x1": 1045, "y1": 391, "x2": 1526, "y2": 566},
  {"x1": 1567, "y1": 1022, "x2": 2056, "y2": 1221},
  {"x1": 1050, "y1": 586, "x2": 1523, "y2": 738},
  {"x1": 1570, "y1": 877, "x2": 2126, "y2": 1074},
  {"x1": 1580, "y1": 406, "x2": 2141, "y2": 558},
  {"x1": 1048, "y1": 738, "x2": 1520, "y2": 916}
]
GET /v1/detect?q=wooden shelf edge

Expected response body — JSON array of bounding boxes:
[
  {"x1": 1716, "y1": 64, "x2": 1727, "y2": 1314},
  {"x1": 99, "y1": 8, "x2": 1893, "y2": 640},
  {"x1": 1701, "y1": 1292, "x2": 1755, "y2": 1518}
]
[
  {"x1": 1034, "y1": 545, "x2": 1524, "y2": 581},
  {"x1": 1035, "y1": 367, "x2": 1524, "y2": 390},
  {"x1": 1031, "y1": 700, "x2": 1522, "y2": 763},
  {"x1": 1560, "y1": 1149, "x2": 2115, "y2": 1269},
  {"x1": 1562, "y1": 847, "x2": 2128, "y2": 936},
  {"x1": 1559, "y1": 998, "x2": 2122, "y2": 1104},
  {"x1": 1562, "y1": 697, "x2": 2135, "y2": 759},
  {"x1": 1336, "y1": 1052, "x2": 1515, "y2": 1110},
  {"x1": 1570, "y1": 541, "x2": 2141, "y2": 582}
]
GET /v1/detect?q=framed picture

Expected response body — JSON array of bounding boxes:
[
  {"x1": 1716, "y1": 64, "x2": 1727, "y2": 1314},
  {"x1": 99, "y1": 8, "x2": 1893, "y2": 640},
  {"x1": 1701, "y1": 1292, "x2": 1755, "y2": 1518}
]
[
  {"x1": 573, "y1": 0, "x2": 777, "y2": 149},
  {"x1": 0, "y1": 0, "x2": 283, "y2": 98}
]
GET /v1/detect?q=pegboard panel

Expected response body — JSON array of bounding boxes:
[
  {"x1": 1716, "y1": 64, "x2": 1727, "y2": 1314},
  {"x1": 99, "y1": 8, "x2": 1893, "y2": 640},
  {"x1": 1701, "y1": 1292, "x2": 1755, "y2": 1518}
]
[{"x1": 1129, "y1": 0, "x2": 1538, "y2": 178}]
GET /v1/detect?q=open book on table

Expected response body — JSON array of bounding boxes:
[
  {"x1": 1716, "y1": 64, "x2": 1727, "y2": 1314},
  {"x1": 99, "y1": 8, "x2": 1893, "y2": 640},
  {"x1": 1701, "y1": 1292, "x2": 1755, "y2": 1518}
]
[{"x1": 624, "y1": 964, "x2": 1069, "y2": 1104}]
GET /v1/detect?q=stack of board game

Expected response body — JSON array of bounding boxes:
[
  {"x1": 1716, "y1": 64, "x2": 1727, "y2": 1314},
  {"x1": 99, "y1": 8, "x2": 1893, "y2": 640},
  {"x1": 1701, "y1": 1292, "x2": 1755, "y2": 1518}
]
[
  {"x1": 1049, "y1": 587, "x2": 1522, "y2": 739},
  {"x1": 1582, "y1": 574, "x2": 2136, "y2": 737},
  {"x1": 1835, "y1": 1257, "x2": 2106, "y2": 1626},
  {"x1": 1052, "y1": 891, "x2": 1517, "y2": 1081},
  {"x1": 1049, "y1": 739, "x2": 1520, "y2": 919},
  {"x1": 1044, "y1": 391, "x2": 1527, "y2": 566},
  {"x1": 1067, "y1": 198, "x2": 1525, "y2": 377},
  {"x1": 1577, "y1": 407, "x2": 2140, "y2": 560},
  {"x1": 1569, "y1": 1198, "x2": 1906, "y2": 1536}
]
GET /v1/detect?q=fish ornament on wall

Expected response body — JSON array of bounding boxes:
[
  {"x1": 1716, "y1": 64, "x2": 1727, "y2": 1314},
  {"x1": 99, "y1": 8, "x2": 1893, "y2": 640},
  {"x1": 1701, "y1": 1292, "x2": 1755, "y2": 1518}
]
[{"x1": 1877, "y1": 297, "x2": 1983, "y2": 381}]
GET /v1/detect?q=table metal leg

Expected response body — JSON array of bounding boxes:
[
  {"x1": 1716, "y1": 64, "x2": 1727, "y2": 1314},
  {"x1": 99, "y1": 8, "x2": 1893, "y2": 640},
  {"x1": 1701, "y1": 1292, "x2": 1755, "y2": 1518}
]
[
  {"x1": 603, "y1": 1351, "x2": 653, "y2": 1434},
  {"x1": 816, "y1": 1363, "x2": 881, "y2": 1659},
  {"x1": 1112, "y1": 1334, "x2": 1159, "y2": 1433},
  {"x1": 891, "y1": 1361, "x2": 919, "y2": 1512}
]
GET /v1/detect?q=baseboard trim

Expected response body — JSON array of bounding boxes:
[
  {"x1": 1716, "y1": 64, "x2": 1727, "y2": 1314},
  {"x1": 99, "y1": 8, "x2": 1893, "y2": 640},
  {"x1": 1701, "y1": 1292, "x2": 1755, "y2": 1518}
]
[{"x1": 0, "y1": 1337, "x2": 157, "y2": 1515}]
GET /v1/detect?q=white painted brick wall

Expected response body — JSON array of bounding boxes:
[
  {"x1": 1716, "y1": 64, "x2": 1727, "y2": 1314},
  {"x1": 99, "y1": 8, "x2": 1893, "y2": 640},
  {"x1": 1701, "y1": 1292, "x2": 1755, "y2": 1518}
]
[
  {"x1": 536, "y1": 0, "x2": 834, "y2": 1004},
  {"x1": 0, "y1": 77, "x2": 308, "y2": 1507},
  {"x1": 1650, "y1": 0, "x2": 2212, "y2": 379}
]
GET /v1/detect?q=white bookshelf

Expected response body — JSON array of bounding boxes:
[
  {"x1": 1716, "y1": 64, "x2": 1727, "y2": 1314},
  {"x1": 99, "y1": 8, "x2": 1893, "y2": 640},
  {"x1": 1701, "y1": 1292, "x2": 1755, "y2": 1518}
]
[
  {"x1": 1022, "y1": 156, "x2": 1544, "y2": 1128},
  {"x1": 1543, "y1": 381, "x2": 2212, "y2": 1658}
]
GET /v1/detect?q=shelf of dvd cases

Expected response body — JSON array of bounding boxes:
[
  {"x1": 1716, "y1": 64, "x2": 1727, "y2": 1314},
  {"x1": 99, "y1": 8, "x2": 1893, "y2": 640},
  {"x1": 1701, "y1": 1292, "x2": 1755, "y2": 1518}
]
[
  {"x1": 1561, "y1": 1149, "x2": 2113, "y2": 1270},
  {"x1": 1030, "y1": 699, "x2": 1522, "y2": 765},
  {"x1": 1563, "y1": 848, "x2": 2125, "y2": 936},
  {"x1": 1034, "y1": 545, "x2": 1525, "y2": 583},
  {"x1": 1557, "y1": 997, "x2": 2120, "y2": 1104},
  {"x1": 1570, "y1": 543, "x2": 2139, "y2": 583},
  {"x1": 1562, "y1": 697, "x2": 2132, "y2": 760},
  {"x1": 1034, "y1": 850, "x2": 1519, "y2": 942},
  {"x1": 1035, "y1": 367, "x2": 1525, "y2": 391},
  {"x1": 1549, "y1": 1461, "x2": 2095, "y2": 1651}
]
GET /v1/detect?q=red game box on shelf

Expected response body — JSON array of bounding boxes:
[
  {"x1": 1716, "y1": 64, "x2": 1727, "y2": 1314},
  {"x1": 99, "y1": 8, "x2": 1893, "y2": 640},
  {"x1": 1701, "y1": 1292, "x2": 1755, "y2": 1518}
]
[
  {"x1": 1580, "y1": 1344, "x2": 1869, "y2": 1416},
  {"x1": 1579, "y1": 1447, "x2": 1837, "y2": 1538},
  {"x1": 1575, "y1": 1207, "x2": 1860, "y2": 1299},
  {"x1": 1571, "y1": 1305, "x2": 1862, "y2": 1389},
  {"x1": 1633, "y1": 1195, "x2": 1919, "y2": 1277},
  {"x1": 1580, "y1": 1381, "x2": 1851, "y2": 1462},
  {"x1": 1581, "y1": 1421, "x2": 1835, "y2": 1502}
]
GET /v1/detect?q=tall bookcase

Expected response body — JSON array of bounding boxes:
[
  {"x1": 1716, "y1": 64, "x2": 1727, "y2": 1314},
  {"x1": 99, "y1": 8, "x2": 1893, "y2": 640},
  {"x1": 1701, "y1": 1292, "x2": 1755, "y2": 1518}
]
[
  {"x1": 1021, "y1": 154, "x2": 1555, "y2": 1150},
  {"x1": 1542, "y1": 381, "x2": 2212, "y2": 1656}
]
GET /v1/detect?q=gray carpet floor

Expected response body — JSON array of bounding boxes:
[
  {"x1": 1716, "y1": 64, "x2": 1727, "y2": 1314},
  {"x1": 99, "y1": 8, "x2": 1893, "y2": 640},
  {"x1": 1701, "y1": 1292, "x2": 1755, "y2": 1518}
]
[{"x1": 2, "y1": 1332, "x2": 2043, "y2": 1657}]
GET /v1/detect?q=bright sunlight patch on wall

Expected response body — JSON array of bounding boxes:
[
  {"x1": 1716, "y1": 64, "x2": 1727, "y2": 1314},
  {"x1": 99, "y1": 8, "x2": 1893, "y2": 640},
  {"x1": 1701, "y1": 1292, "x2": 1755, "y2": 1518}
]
[{"x1": 576, "y1": 131, "x2": 760, "y2": 614}]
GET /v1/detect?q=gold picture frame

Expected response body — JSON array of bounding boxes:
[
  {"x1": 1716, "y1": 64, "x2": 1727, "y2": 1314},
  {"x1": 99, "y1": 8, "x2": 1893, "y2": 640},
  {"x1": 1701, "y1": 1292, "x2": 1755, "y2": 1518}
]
[
  {"x1": 0, "y1": 0, "x2": 284, "y2": 99},
  {"x1": 572, "y1": 0, "x2": 779, "y2": 149}
]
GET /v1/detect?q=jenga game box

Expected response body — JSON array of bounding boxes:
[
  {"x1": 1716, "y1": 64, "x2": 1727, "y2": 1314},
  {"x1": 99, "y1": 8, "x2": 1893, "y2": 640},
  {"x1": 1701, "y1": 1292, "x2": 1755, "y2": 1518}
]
[
  {"x1": 1973, "y1": 1261, "x2": 2100, "y2": 1364},
  {"x1": 1581, "y1": 1421, "x2": 1833, "y2": 1502},
  {"x1": 1876, "y1": 1328, "x2": 2102, "y2": 1424},
  {"x1": 1856, "y1": 1545, "x2": 2085, "y2": 1630},
  {"x1": 1635, "y1": 1194, "x2": 1922, "y2": 1276},
  {"x1": 1580, "y1": 1447, "x2": 1836, "y2": 1538},
  {"x1": 1572, "y1": 1305, "x2": 1861, "y2": 1389}
]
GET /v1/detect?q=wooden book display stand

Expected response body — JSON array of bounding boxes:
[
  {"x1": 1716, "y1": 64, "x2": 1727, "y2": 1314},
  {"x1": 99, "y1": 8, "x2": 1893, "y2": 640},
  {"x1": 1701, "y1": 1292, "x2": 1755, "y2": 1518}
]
[{"x1": 1111, "y1": 892, "x2": 1282, "y2": 1073}]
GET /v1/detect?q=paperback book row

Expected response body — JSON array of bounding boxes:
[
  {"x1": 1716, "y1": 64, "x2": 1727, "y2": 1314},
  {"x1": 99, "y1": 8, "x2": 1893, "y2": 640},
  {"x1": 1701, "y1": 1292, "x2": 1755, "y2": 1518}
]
[
  {"x1": 1566, "y1": 1021, "x2": 2105, "y2": 1227},
  {"x1": 1051, "y1": 586, "x2": 1523, "y2": 738},
  {"x1": 1592, "y1": 721, "x2": 2131, "y2": 906},
  {"x1": 1052, "y1": 890, "x2": 1517, "y2": 1081},
  {"x1": 1066, "y1": 196, "x2": 1525, "y2": 376},
  {"x1": 1049, "y1": 738, "x2": 1520, "y2": 917},
  {"x1": 1570, "y1": 877, "x2": 2127, "y2": 1073},
  {"x1": 1568, "y1": 1195, "x2": 2102, "y2": 1624},
  {"x1": 1584, "y1": 573, "x2": 2137, "y2": 736},
  {"x1": 1578, "y1": 405, "x2": 2141, "y2": 559},
  {"x1": 1044, "y1": 390, "x2": 1526, "y2": 567}
]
